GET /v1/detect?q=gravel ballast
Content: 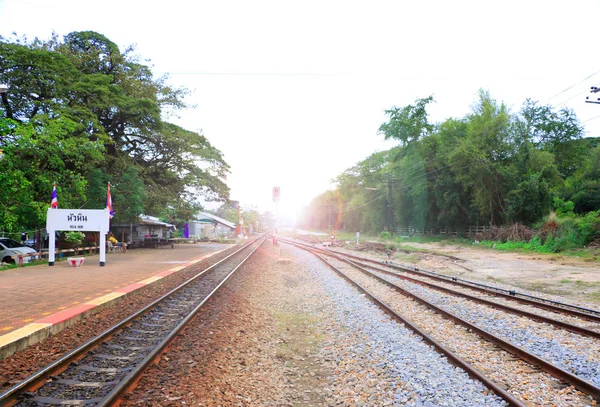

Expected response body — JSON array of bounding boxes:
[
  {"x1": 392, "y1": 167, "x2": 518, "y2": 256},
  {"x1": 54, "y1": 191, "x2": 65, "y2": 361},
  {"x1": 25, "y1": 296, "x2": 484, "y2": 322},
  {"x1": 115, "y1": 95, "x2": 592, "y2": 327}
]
[
  {"x1": 120, "y1": 242, "x2": 510, "y2": 406},
  {"x1": 369, "y1": 267, "x2": 600, "y2": 387},
  {"x1": 324, "y1": 254, "x2": 595, "y2": 406}
]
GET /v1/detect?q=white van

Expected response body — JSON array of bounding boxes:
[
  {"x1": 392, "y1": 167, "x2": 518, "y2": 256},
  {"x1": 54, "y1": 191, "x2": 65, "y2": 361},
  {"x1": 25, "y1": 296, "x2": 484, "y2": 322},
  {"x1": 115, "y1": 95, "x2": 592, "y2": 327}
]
[{"x1": 0, "y1": 238, "x2": 39, "y2": 264}]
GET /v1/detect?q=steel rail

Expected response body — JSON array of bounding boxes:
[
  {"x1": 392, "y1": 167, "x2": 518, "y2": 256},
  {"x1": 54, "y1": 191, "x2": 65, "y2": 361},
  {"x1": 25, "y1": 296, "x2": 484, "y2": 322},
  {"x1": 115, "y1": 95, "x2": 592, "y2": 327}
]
[
  {"x1": 301, "y1": 247, "x2": 527, "y2": 407},
  {"x1": 97, "y1": 238, "x2": 265, "y2": 406},
  {"x1": 283, "y1": 237, "x2": 600, "y2": 323},
  {"x1": 0, "y1": 237, "x2": 264, "y2": 406},
  {"x1": 313, "y1": 248, "x2": 600, "y2": 401},
  {"x1": 346, "y1": 258, "x2": 600, "y2": 339}
]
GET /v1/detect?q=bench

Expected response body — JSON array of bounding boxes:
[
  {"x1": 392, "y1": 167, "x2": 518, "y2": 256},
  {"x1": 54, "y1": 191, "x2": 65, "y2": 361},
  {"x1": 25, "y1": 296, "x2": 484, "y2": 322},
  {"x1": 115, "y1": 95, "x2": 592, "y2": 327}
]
[{"x1": 143, "y1": 238, "x2": 174, "y2": 249}]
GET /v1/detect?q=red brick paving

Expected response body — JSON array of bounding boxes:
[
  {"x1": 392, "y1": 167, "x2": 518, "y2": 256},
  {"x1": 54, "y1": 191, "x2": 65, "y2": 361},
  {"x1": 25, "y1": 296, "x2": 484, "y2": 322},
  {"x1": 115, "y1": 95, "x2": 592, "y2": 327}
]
[{"x1": 0, "y1": 243, "x2": 230, "y2": 333}]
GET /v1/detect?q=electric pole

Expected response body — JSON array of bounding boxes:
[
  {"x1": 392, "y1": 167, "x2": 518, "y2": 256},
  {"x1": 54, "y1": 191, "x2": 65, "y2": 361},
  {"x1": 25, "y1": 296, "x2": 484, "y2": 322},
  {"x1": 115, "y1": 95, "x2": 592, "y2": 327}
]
[
  {"x1": 586, "y1": 86, "x2": 600, "y2": 104},
  {"x1": 386, "y1": 173, "x2": 393, "y2": 233}
]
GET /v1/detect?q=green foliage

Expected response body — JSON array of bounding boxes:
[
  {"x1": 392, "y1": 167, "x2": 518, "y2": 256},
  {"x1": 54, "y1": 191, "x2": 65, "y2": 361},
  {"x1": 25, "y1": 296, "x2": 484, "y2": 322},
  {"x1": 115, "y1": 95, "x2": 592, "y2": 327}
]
[
  {"x1": 64, "y1": 231, "x2": 85, "y2": 246},
  {"x1": 0, "y1": 31, "x2": 230, "y2": 233},
  {"x1": 297, "y1": 90, "x2": 597, "y2": 253},
  {"x1": 480, "y1": 210, "x2": 599, "y2": 253},
  {"x1": 379, "y1": 96, "x2": 434, "y2": 144},
  {"x1": 215, "y1": 201, "x2": 241, "y2": 224},
  {"x1": 379, "y1": 231, "x2": 391, "y2": 240},
  {"x1": 114, "y1": 166, "x2": 146, "y2": 223},
  {"x1": 553, "y1": 198, "x2": 575, "y2": 216}
]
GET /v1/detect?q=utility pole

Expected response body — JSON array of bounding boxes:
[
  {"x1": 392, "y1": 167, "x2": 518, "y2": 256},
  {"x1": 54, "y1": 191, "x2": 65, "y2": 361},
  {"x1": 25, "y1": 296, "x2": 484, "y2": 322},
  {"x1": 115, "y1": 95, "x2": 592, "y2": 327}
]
[
  {"x1": 386, "y1": 173, "x2": 393, "y2": 233},
  {"x1": 586, "y1": 86, "x2": 600, "y2": 104},
  {"x1": 328, "y1": 207, "x2": 332, "y2": 231}
]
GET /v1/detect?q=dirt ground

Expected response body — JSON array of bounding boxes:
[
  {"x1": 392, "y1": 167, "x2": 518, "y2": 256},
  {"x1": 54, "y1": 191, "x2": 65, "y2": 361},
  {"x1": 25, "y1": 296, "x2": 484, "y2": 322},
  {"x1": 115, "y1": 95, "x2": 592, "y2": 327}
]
[{"x1": 387, "y1": 241, "x2": 600, "y2": 307}]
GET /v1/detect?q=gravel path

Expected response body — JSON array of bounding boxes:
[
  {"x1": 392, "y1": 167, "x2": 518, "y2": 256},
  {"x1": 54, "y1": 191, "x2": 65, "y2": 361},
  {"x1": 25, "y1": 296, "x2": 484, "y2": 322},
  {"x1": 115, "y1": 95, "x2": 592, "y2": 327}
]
[{"x1": 324, "y1": 254, "x2": 596, "y2": 406}]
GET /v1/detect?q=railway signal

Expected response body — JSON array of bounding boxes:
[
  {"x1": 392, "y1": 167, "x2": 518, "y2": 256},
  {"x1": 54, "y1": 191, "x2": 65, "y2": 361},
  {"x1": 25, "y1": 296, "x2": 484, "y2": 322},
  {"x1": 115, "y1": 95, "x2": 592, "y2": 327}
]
[{"x1": 273, "y1": 186, "x2": 280, "y2": 203}]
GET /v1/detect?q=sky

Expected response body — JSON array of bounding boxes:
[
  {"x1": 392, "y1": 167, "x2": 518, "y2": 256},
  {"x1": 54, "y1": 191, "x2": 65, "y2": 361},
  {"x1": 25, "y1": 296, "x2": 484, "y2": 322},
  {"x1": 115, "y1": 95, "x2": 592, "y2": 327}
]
[{"x1": 1, "y1": 0, "x2": 599, "y2": 221}]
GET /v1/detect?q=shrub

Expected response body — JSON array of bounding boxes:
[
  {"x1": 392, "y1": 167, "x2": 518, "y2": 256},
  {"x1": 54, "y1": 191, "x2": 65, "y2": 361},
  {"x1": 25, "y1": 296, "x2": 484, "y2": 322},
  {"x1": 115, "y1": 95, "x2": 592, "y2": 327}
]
[
  {"x1": 64, "y1": 231, "x2": 85, "y2": 247},
  {"x1": 553, "y1": 198, "x2": 575, "y2": 216},
  {"x1": 379, "y1": 231, "x2": 391, "y2": 240},
  {"x1": 482, "y1": 211, "x2": 599, "y2": 253}
]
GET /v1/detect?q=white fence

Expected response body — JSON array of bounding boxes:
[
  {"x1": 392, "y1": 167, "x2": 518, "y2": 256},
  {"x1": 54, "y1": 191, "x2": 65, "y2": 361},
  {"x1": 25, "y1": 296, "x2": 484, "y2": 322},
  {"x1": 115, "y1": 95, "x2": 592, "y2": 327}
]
[{"x1": 396, "y1": 226, "x2": 492, "y2": 237}]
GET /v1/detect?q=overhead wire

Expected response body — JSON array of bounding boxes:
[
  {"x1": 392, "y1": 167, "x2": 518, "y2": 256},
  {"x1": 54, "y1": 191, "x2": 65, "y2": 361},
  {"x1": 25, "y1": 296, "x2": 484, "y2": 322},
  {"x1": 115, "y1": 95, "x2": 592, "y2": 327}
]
[
  {"x1": 545, "y1": 70, "x2": 600, "y2": 104},
  {"x1": 582, "y1": 113, "x2": 600, "y2": 124},
  {"x1": 330, "y1": 158, "x2": 474, "y2": 215},
  {"x1": 552, "y1": 87, "x2": 594, "y2": 108}
]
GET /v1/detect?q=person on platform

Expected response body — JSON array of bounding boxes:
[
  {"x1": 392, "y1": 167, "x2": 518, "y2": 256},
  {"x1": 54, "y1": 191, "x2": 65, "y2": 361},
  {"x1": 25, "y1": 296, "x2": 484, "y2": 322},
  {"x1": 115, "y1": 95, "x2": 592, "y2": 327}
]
[{"x1": 107, "y1": 232, "x2": 127, "y2": 252}]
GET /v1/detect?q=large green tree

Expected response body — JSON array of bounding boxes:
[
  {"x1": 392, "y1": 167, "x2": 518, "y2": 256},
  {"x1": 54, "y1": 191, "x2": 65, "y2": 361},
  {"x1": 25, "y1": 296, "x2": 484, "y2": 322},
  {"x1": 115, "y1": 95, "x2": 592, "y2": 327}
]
[
  {"x1": 298, "y1": 91, "x2": 595, "y2": 234},
  {"x1": 0, "y1": 32, "x2": 229, "y2": 233}
]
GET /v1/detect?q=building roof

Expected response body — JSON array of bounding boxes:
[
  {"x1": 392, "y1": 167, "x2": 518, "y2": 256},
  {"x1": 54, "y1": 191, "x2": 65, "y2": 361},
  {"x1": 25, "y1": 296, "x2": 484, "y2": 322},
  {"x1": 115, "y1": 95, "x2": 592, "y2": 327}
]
[
  {"x1": 194, "y1": 212, "x2": 235, "y2": 229},
  {"x1": 139, "y1": 215, "x2": 175, "y2": 228}
]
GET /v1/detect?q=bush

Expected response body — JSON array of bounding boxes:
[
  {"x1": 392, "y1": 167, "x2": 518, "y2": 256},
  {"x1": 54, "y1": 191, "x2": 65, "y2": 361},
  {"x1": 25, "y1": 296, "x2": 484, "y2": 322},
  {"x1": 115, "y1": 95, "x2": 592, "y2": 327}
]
[
  {"x1": 379, "y1": 231, "x2": 391, "y2": 240},
  {"x1": 553, "y1": 197, "x2": 575, "y2": 216},
  {"x1": 64, "y1": 231, "x2": 85, "y2": 247},
  {"x1": 483, "y1": 211, "x2": 600, "y2": 253}
]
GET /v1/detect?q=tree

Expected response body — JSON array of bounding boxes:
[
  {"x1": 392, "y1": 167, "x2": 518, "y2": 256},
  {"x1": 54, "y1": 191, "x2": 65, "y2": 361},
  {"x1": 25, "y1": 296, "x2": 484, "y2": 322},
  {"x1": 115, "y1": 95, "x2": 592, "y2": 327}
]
[
  {"x1": 518, "y1": 99, "x2": 584, "y2": 176},
  {"x1": 378, "y1": 96, "x2": 434, "y2": 145},
  {"x1": 0, "y1": 114, "x2": 104, "y2": 232},
  {"x1": 0, "y1": 32, "x2": 230, "y2": 233},
  {"x1": 569, "y1": 145, "x2": 600, "y2": 213},
  {"x1": 113, "y1": 166, "x2": 146, "y2": 223}
]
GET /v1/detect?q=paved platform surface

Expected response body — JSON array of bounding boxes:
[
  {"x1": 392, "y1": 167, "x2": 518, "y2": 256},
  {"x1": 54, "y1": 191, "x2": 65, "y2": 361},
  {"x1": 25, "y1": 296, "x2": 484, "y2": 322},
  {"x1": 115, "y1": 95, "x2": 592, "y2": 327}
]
[{"x1": 0, "y1": 243, "x2": 230, "y2": 334}]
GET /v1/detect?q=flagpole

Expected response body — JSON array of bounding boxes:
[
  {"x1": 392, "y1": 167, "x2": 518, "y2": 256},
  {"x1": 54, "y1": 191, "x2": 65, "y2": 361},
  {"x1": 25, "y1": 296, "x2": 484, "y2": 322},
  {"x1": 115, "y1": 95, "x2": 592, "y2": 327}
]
[{"x1": 108, "y1": 182, "x2": 111, "y2": 233}]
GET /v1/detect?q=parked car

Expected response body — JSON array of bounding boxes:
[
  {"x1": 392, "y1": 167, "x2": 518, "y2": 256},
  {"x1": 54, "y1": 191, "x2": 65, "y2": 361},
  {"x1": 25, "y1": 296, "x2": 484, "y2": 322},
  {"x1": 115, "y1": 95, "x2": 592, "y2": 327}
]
[
  {"x1": 24, "y1": 237, "x2": 40, "y2": 249},
  {"x1": 0, "y1": 238, "x2": 39, "y2": 264}
]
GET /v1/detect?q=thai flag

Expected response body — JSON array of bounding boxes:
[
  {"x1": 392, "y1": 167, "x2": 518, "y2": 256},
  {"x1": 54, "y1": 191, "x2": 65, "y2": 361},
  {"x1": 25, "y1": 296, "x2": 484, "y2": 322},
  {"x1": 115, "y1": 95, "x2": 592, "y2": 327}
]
[
  {"x1": 51, "y1": 183, "x2": 58, "y2": 209},
  {"x1": 106, "y1": 182, "x2": 114, "y2": 218}
]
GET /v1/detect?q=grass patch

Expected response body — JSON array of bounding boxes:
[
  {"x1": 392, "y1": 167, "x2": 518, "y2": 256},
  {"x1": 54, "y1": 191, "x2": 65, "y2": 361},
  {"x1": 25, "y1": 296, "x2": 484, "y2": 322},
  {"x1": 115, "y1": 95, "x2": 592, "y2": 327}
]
[
  {"x1": 559, "y1": 278, "x2": 572, "y2": 284},
  {"x1": 0, "y1": 259, "x2": 46, "y2": 271},
  {"x1": 305, "y1": 228, "x2": 600, "y2": 261}
]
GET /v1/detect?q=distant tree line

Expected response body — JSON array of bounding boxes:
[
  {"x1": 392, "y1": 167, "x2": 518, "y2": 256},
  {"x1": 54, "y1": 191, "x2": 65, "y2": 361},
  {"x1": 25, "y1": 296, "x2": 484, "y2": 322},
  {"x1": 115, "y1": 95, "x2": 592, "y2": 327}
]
[
  {"x1": 299, "y1": 91, "x2": 600, "y2": 237},
  {"x1": 0, "y1": 31, "x2": 230, "y2": 233}
]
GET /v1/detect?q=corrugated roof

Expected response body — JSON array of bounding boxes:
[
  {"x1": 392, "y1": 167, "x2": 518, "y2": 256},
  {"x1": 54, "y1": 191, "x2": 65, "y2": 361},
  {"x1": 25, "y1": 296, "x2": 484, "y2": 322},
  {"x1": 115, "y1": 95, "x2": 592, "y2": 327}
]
[
  {"x1": 140, "y1": 215, "x2": 175, "y2": 228},
  {"x1": 195, "y1": 212, "x2": 235, "y2": 229}
]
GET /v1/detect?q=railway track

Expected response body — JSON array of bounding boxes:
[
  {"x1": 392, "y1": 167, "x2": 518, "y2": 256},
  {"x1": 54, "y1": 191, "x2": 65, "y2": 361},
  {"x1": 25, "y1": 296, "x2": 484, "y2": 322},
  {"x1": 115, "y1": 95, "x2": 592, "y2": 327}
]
[
  {"x1": 323, "y1": 243, "x2": 600, "y2": 323},
  {"x1": 0, "y1": 238, "x2": 265, "y2": 407},
  {"x1": 280, "y1": 237, "x2": 600, "y2": 406}
]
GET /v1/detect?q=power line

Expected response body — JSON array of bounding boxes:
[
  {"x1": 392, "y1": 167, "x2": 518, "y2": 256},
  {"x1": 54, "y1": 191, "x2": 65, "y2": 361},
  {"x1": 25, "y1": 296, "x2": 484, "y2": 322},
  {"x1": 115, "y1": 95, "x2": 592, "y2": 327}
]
[
  {"x1": 582, "y1": 113, "x2": 600, "y2": 124},
  {"x1": 545, "y1": 69, "x2": 600, "y2": 104},
  {"x1": 155, "y1": 71, "x2": 336, "y2": 77},
  {"x1": 552, "y1": 87, "x2": 593, "y2": 107},
  {"x1": 339, "y1": 193, "x2": 386, "y2": 214}
]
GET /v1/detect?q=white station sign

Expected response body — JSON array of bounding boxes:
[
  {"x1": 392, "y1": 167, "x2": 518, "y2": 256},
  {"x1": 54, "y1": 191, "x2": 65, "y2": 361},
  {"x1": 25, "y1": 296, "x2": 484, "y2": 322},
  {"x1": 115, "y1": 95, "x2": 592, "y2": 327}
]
[
  {"x1": 47, "y1": 209, "x2": 110, "y2": 232},
  {"x1": 46, "y1": 208, "x2": 111, "y2": 267}
]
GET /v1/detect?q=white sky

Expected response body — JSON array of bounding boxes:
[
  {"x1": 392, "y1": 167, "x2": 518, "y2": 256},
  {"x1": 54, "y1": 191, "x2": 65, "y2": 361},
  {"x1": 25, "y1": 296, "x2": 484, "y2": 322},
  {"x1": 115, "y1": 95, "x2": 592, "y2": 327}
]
[{"x1": 1, "y1": 0, "x2": 599, "y2": 220}]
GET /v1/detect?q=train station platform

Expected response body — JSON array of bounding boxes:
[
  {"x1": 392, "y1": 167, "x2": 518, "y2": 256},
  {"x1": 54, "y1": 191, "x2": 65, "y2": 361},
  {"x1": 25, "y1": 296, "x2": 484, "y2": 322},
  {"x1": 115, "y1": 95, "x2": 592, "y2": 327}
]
[{"x1": 0, "y1": 243, "x2": 231, "y2": 359}]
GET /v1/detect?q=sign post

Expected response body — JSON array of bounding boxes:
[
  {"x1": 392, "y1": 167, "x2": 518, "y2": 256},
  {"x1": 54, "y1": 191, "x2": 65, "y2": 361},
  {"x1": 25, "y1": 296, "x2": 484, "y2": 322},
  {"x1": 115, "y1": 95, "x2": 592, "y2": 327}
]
[{"x1": 46, "y1": 208, "x2": 111, "y2": 267}]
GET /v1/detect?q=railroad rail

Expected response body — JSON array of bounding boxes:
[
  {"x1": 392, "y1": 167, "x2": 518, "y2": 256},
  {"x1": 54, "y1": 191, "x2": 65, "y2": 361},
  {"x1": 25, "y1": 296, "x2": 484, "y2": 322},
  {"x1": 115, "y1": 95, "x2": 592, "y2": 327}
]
[
  {"x1": 279, "y1": 237, "x2": 600, "y2": 404},
  {"x1": 346, "y1": 257, "x2": 600, "y2": 338},
  {"x1": 292, "y1": 245, "x2": 526, "y2": 406},
  {"x1": 0, "y1": 237, "x2": 265, "y2": 407},
  {"x1": 293, "y1": 237, "x2": 600, "y2": 322}
]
